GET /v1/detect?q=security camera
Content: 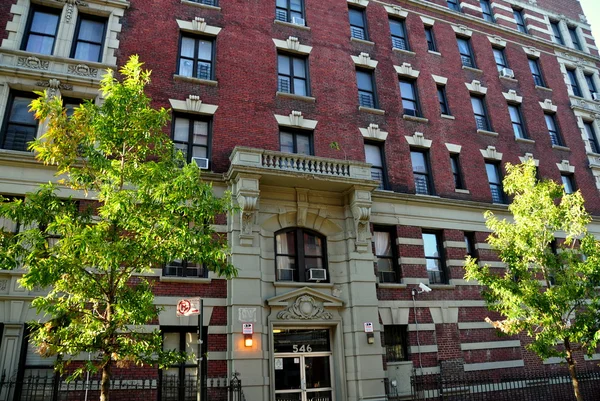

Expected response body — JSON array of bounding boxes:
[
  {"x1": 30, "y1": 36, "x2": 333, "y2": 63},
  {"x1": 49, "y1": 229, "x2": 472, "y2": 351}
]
[{"x1": 418, "y1": 282, "x2": 432, "y2": 293}]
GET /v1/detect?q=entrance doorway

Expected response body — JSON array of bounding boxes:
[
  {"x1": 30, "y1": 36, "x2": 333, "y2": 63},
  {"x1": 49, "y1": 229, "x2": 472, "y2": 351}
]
[{"x1": 273, "y1": 328, "x2": 333, "y2": 401}]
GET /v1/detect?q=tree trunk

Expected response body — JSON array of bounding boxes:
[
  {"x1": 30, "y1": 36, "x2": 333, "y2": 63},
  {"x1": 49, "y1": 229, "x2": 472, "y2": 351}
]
[
  {"x1": 565, "y1": 338, "x2": 584, "y2": 401},
  {"x1": 100, "y1": 362, "x2": 111, "y2": 401}
]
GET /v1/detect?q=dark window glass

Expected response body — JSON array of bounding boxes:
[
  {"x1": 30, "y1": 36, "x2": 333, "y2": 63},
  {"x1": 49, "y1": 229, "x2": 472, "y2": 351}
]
[
  {"x1": 280, "y1": 130, "x2": 312, "y2": 155},
  {"x1": 480, "y1": 0, "x2": 495, "y2": 22},
  {"x1": 190, "y1": 0, "x2": 218, "y2": 6},
  {"x1": 349, "y1": 7, "x2": 368, "y2": 40},
  {"x1": 437, "y1": 86, "x2": 450, "y2": 116},
  {"x1": 275, "y1": 228, "x2": 327, "y2": 282},
  {"x1": 276, "y1": 0, "x2": 304, "y2": 24},
  {"x1": 71, "y1": 15, "x2": 106, "y2": 62},
  {"x1": 585, "y1": 74, "x2": 597, "y2": 98},
  {"x1": 561, "y1": 174, "x2": 576, "y2": 194},
  {"x1": 470, "y1": 96, "x2": 490, "y2": 131},
  {"x1": 22, "y1": 6, "x2": 60, "y2": 55},
  {"x1": 545, "y1": 114, "x2": 563, "y2": 146},
  {"x1": 513, "y1": 8, "x2": 527, "y2": 33},
  {"x1": 278, "y1": 54, "x2": 309, "y2": 96},
  {"x1": 485, "y1": 162, "x2": 505, "y2": 203},
  {"x1": 464, "y1": 232, "x2": 478, "y2": 258},
  {"x1": 374, "y1": 227, "x2": 398, "y2": 283},
  {"x1": 447, "y1": 0, "x2": 461, "y2": 12},
  {"x1": 528, "y1": 58, "x2": 545, "y2": 87},
  {"x1": 399, "y1": 79, "x2": 421, "y2": 117},
  {"x1": 411, "y1": 150, "x2": 433, "y2": 195},
  {"x1": 423, "y1": 231, "x2": 447, "y2": 284},
  {"x1": 384, "y1": 325, "x2": 409, "y2": 362},
  {"x1": 172, "y1": 116, "x2": 211, "y2": 164},
  {"x1": 450, "y1": 153, "x2": 464, "y2": 190},
  {"x1": 508, "y1": 105, "x2": 526, "y2": 139},
  {"x1": 356, "y1": 69, "x2": 377, "y2": 108},
  {"x1": 457, "y1": 37, "x2": 476, "y2": 68},
  {"x1": 390, "y1": 19, "x2": 409, "y2": 51},
  {"x1": 568, "y1": 27, "x2": 582, "y2": 51},
  {"x1": 164, "y1": 259, "x2": 207, "y2": 278},
  {"x1": 567, "y1": 69, "x2": 582, "y2": 97},
  {"x1": 493, "y1": 48, "x2": 508, "y2": 72},
  {"x1": 584, "y1": 121, "x2": 600, "y2": 154},
  {"x1": 364, "y1": 142, "x2": 387, "y2": 189},
  {"x1": 551, "y1": 21, "x2": 564, "y2": 45},
  {"x1": 1, "y1": 92, "x2": 38, "y2": 152},
  {"x1": 425, "y1": 26, "x2": 437, "y2": 52},
  {"x1": 178, "y1": 35, "x2": 214, "y2": 80}
]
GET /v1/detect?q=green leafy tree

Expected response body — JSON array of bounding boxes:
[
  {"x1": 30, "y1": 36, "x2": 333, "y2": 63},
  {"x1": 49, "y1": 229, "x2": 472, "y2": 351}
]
[
  {"x1": 0, "y1": 56, "x2": 236, "y2": 401},
  {"x1": 464, "y1": 161, "x2": 600, "y2": 401}
]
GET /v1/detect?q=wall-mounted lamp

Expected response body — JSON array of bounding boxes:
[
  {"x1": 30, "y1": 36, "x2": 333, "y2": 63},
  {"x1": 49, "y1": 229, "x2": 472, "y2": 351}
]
[
  {"x1": 244, "y1": 333, "x2": 253, "y2": 347},
  {"x1": 366, "y1": 332, "x2": 375, "y2": 344}
]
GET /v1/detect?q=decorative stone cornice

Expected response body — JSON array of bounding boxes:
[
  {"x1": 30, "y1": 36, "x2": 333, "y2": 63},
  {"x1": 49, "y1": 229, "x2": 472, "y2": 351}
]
[
  {"x1": 169, "y1": 95, "x2": 218, "y2": 115},
  {"x1": 480, "y1": 146, "x2": 503, "y2": 161},
  {"x1": 465, "y1": 80, "x2": 487, "y2": 95},
  {"x1": 519, "y1": 153, "x2": 539, "y2": 166},
  {"x1": 523, "y1": 46, "x2": 541, "y2": 58},
  {"x1": 405, "y1": 132, "x2": 432, "y2": 148},
  {"x1": 384, "y1": 5, "x2": 408, "y2": 18},
  {"x1": 503, "y1": 90, "x2": 523, "y2": 104},
  {"x1": 557, "y1": 160, "x2": 575, "y2": 173},
  {"x1": 488, "y1": 35, "x2": 507, "y2": 48},
  {"x1": 432, "y1": 75, "x2": 448, "y2": 85},
  {"x1": 445, "y1": 143, "x2": 462, "y2": 153},
  {"x1": 352, "y1": 52, "x2": 378, "y2": 69},
  {"x1": 272, "y1": 37, "x2": 312, "y2": 54},
  {"x1": 274, "y1": 111, "x2": 318, "y2": 130},
  {"x1": 394, "y1": 63, "x2": 419, "y2": 78},
  {"x1": 176, "y1": 18, "x2": 222, "y2": 36},
  {"x1": 452, "y1": 24, "x2": 473, "y2": 37},
  {"x1": 539, "y1": 99, "x2": 557, "y2": 113},
  {"x1": 359, "y1": 124, "x2": 388, "y2": 141}
]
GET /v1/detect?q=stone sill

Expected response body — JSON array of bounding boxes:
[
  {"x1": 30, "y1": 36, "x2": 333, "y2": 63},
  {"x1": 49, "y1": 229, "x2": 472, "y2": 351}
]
[
  {"x1": 462, "y1": 65, "x2": 483, "y2": 73},
  {"x1": 359, "y1": 106, "x2": 385, "y2": 115},
  {"x1": 415, "y1": 193, "x2": 440, "y2": 199},
  {"x1": 499, "y1": 75, "x2": 518, "y2": 83},
  {"x1": 455, "y1": 188, "x2": 470, "y2": 194},
  {"x1": 552, "y1": 144, "x2": 571, "y2": 151},
  {"x1": 515, "y1": 137, "x2": 535, "y2": 144},
  {"x1": 392, "y1": 48, "x2": 416, "y2": 56},
  {"x1": 351, "y1": 37, "x2": 375, "y2": 46},
  {"x1": 477, "y1": 129, "x2": 499, "y2": 137},
  {"x1": 441, "y1": 114, "x2": 455, "y2": 120},
  {"x1": 173, "y1": 74, "x2": 218, "y2": 86},
  {"x1": 181, "y1": 0, "x2": 221, "y2": 10},
  {"x1": 273, "y1": 281, "x2": 334, "y2": 289},
  {"x1": 428, "y1": 50, "x2": 442, "y2": 56},
  {"x1": 160, "y1": 276, "x2": 211, "y2": 284},
  {"x1": 377, "y1": 283, "x2": 407, "y2": 289},
  {"x1": 535, "y1": 85, "x2": 552, "y2": 92},
  {"x1": 274, "y1": 19, "x2": 311, "y2": 30},
  {"x1": 403, "y1": 115, "x2": 429, "y2": 123},
  {"x1": 276, "y1": 91, "x2": 316, "y2": 103},
  {"x1": 428, "y1": 284, "x2": 456, "y2": 290}
]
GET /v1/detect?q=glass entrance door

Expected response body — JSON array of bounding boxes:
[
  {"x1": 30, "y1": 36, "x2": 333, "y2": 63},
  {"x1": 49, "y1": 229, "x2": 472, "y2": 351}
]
[{"x1": 273, "y1": 329, "x2": 333, "y2": 401}]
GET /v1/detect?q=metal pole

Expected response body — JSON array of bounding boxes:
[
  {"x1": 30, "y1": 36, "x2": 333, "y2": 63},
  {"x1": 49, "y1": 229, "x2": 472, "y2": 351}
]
[{"x1": 197, "y1": 299, "x2": 203, "y2": 401}]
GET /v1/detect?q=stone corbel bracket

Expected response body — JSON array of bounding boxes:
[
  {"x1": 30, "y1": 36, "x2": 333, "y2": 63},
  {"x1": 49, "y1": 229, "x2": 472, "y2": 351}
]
[
  {"x1": 234, "y1": 174, "x2": 260, "y2": 246},
  {"x1": 349, "y1": 188, "x2": 372, "y2": 253}
]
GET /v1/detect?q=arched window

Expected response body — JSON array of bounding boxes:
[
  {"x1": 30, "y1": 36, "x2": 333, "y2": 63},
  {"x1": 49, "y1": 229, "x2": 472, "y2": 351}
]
[{"x1": 275, "y1": 228, "x2": 327, "y2": 282}]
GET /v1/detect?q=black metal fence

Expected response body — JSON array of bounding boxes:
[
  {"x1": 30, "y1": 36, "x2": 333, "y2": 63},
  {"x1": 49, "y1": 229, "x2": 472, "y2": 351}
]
[
  {"x1": 0, "y1": 371, "x2": 243, "y2": 401},
  {"x1": 408, "y1": 369, "x2": 600, "y2": 401}
]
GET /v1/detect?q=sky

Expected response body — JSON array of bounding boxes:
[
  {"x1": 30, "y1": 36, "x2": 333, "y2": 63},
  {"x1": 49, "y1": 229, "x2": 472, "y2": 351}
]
[{"x1": 579, "y1": 0, "x2": 600, "y2": 42}]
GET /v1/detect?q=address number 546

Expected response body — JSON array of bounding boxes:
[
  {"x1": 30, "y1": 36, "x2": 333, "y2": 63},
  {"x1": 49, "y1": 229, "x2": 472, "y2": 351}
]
[{"x1": 292, "y1": 344, "x2": 312, "y2": 353}]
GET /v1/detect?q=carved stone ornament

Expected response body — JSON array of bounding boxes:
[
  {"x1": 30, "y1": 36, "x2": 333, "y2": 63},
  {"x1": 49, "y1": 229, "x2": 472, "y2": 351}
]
[
  {"x1": 238, "y1": 194, "x2": 258, "y2": 236},
  {"x1": 17, "y1": 56, "x2": 49, "y2": 70},
  {"x1": 277, "y1": 295, "x2": 333, "y2": 320},
  {"x1": 350, "y1": 189, "x2": 372, "y2": 253},
  {"x1": 192, "y1": 17, "x2": 207, "y2": 32},
  {"x1": 36, "y1": 79, "x2": 73, "y2": 98},
  {"x1": 286, "y1": 36, "x2": 300, "y2": 51},
  {"x1": 289, "y1": 110, "x2": 304, "y2": 127},
  {"x1": 68, "y1": 64, "x2": 98, "y2": 77},
  {"x1": 0, "y1": 279, "x2": 7, "y2": 292}
]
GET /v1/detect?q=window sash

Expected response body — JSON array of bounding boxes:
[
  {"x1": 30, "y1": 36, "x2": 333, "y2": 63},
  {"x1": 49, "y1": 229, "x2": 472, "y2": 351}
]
[
  {"x1": 567, "y1": 69, "x2": 582, "y2": 97},
  {"x1": 528, "y1": 59, "x2": 545, "y2": 87},
  {"x1": 399, "y1": 80, "x2": 420, "y2": 117},
  {"x1": 561, "y1": 175, "x2": 575, "y2": 194},
  {"x1": 172, "y1": 116, "x2": 211, "y2": 163},
  {"x1": 568, "y1": 27, "x2": 581, "y2": 50},
  {"x1": 485, "y1": 163, "x2": 505, "y2": 203},
  {"x1": 551, "y1": 22, "x2": 564, "y2": 45},
  {"x1": 471, "y1": 96, "x2": 490, "y2": 131},
  {"x1": 447, "y1": 0, "x2": 461, "y2": 12},
  {"x1": 278, "y1": 54, "x2": 308, "y2": 96},
  {"x1": 508, "y1": 105, "x2": 526, "y2": 139},
  {"x1": 279, "y1": 130, "x2": 312, "y2": 155},
  {"x1": 422, "y1": 232, "x2": 446, "y2": 284},
  {"x1": 513, "y1": 9, "x2": 527, "y2": 33},
  {"x1": 411, "y1": 150, "x2": 432, "y2": 195},
  {"x1": 425, "y1": 27, "x2": 437, "y2": 52},
  {"x1": 356, "y1": 70, "x2": 376, "y2": 108},
  {"x1": 178, "y1": 36, "x2": 214, "y2": 80},
  {"x1": 545, "y1": 114, "x2": 563, "y2": 146},
  {"x1": 22, "y1": 6, "x2": 60, "y2": 55},
  {"x1": 71, "y1": 15, "x2": 107, "y2": 62},
  {"x1": 275, "y1": 229, "x2": 327, "y2": 282},
  {"x1": 584, "y1": 122, "x2": 600, "y2": 153},
  {"x1": 437, "y1": 87, "x2": 450, "y2": 115},
  {"x1": 585, "y1": 74, "x2": 597, "y2": 95},
  {"x1": 1, "y1": 93, "x2": 39, "y2": 152},
  {"x1": 349, "y1": 8, "x2": 367, "y2": 40},
  {"x1": 276, "y1": 0, "x2": 304, "y2": 22},
  {"x1": 364, "y1": 142, "x2": 386, "y2": 189},
  {"x1": 480, "y1": 0, "x2": 494, "y2": 22},
  {"x1": 450, "y1": 154, "x2": 464, "y2": 189},
  {"x1": 493, "y1": 48, "x2": 507, "y2": 71},
  {"x1": 389, "y1": 19, "x2": 409, "y2": 51},
  {"x1": 374, "y1": 228, "x2": 398, "y2": 283},
  {"x1": 384, "y1": 325, "x2": 408, "y2": 361},
  {"x1": 163, "y1": 259, "x2": 208, "y2": 278},
  {"x1": 457, "y1": 38, "x2": 475, "y2": 68}
]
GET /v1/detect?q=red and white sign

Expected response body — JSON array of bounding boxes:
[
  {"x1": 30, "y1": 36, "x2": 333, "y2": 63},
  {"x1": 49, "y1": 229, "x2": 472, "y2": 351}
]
[
  {"x1": 364, "y1": 322, "x2": 374, "y2": 333},
  {"x1": 176, "y1": 298, "x2": 201, "y2": 316},
  {"x1": 242, "y1": 323, "x2": 253, "y2": 334}
]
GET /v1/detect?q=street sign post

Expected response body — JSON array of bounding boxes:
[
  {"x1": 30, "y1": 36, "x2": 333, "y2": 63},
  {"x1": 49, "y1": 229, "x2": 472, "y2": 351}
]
[{"x1": 177, "y1": 298, "x2": 203, "y2": 401}]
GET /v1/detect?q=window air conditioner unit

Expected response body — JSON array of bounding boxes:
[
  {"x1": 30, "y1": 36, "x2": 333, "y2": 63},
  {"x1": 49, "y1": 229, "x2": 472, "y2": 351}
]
[
  {"x1": 291, "y1": 17, "x2": 306, "y2": 26},
  {"x1": 500, "y1": 68, "x2": 515, "y2": 79},
  {"x1": 307, "y1": 269, "x2": 327, "y2": 282},
  {"x1": 191, "y1": 157, "x2": 210, "y2": 170},
  {"x1": 593, "y1": 92, "x2": 600, "y2": 101}
]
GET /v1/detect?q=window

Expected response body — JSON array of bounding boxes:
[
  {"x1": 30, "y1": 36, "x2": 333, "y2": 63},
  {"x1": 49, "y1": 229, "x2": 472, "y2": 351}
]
[
  {"x1": 447, "y1": 0, "x2": 461, "y2": 12},
  {"x1": 389, "y1": 19, "x2": 409, "y2": 51},
  {"x1": 278, "y1": 54, "x2": 309, "y2": 96},
  {"x1": 399, "y1": 79, "x2": 421, "y2": 117},
  {"x1": 275, "y1": 228, "x2": 327, "y2": 282},
  {"x1": 464, "y1": 232, "x2": 478, "y2": 258},
  {"x1": 470, "y1": 96, "x2": 491, "y2": 131},
  {"x1": 423, "y1": 231, "x2": 447, "y2": 284},
  {"x1": 178, "y1": 35, "x2": 215, "y2": 80},
  {"x1": 545, "y1": 113, "x2": 563, "y2": 146},
  {"x1": 508, "y1": 105, "x2": 526, "y2": 139},
  {"x1": 190, "y1": 0, "x2": 218, "y2": 6},
  {"x1": 356, "y1": 69, "x2": 377, "y2": 109},
  {"x1": 0, "y1": 92, "x2": 38, "y2": 152},
  {"x1": 71, "y1": 14, "x2": 107, "y2": 62},
  {"x1": 585, "y1": 74, "x2": 597, "y2": 98},
  {"x1": 21, "y1": 5, "x2": 60, "y2": 55},
  {"x1": 568, "y1": 26, "x2": 582, "y2": 51},
  {"x1": 411, "y1": 149, "x2": 433, "y2": 195},
  {"x1": 383, "y1": 325, "x2": 409, "y2": 362},
  {"x1": 551, "y1": 21, "x2": 564, "y2": 45},
  {"x1": 374, "y1": 227, "x2": 398, "y2": 283},
  {"x1": 480, "y1": 0, "x2": 495, "y2": 23},
  {"x1": 584, "y1": 121, "x2": 600, "y2": 154},
  {"x1": 567, "y1": 69, "x2": 582, "y2": 97},
  {"x1": 364, "y1": 141, "x2": 387, "y2": 189},
  {"x1": 513, "y1": 8, "x2": 527, "y2": 33},
  {"x1": 0, "y1": 196, "x2": 23, "y2": 234},
  {"x1": 457, "y1": 37, "x2": 476, "y2": 68},
  {"x1": 276, "y1": 0, "x2": 304, "y2": 24},
  {"x1": 561, "y1": 174, "x2": 576, "y2": 194},
  {"x1": 349, "y1": 7, "x2": 368, "y2": 41},
  {"x1": 172, "y1": 116, "x2": 211, "y2": 164},
  {"x1": 161, "y1": 327, "x2": 208, "y2": 401},
  {"x1": 164, "y1": 260, "x2": 208, "y2": 278},
  {"x1": 280, "y1": 129, "x2": 312, "y2": 155},
  {"x1": 450, "y1": 153, "x2": 464, "y2": 190},
  {"x1": 63, "y1": 97, "x2": 85, "y2": 117},
  {"x1": 424, "y1": 26, "x2": 437, "y2": 52},
  {"x1": 437, "y1": 86, "x2": 450, "y2": 116},
  {"x1": 492, "y1": 48, "x2": 508, "y2": 72},
  {"x1": 528, "y1": 58, "x2": 545, "y2": 87},
  {"x1": 485, "y1": 162, "x2": 505, "y2": 203}
]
